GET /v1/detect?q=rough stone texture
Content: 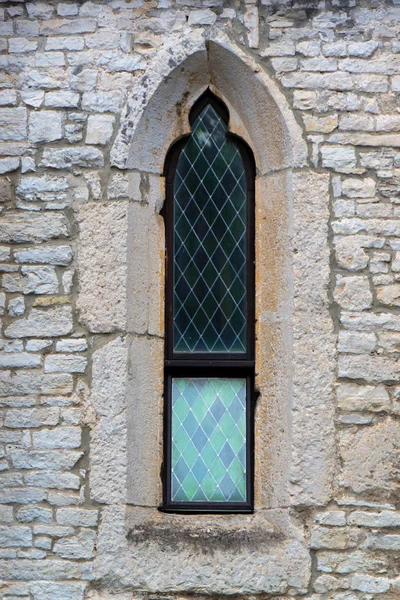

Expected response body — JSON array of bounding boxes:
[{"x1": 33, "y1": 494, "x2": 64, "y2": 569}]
[
  {"x1": 90, "y1": 336, "x2": 128, "y2": 504},
  {"x1": 76, "y1": 202, "x2": 127, "y2": 333},
  {"x1": 338, "y1": 419, "x2": 399, "y2": 497},
  {"x1": 1, "y1": 2, "x2": 400, "y2": 598}
]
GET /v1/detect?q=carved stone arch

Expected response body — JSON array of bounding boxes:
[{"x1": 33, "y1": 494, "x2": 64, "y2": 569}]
[{"x1": 85, "y1": 32, "x2": 335, "y2": 595}]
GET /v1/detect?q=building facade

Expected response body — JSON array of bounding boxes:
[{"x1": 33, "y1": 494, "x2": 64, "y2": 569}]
[{"x1": 0, "y1": 0, "x2": 399, "y2": 598}]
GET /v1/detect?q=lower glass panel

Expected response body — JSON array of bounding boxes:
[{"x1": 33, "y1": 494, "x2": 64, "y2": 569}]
[{"x1": 171, "y1": 377, "x2": 247, "y2": 503}]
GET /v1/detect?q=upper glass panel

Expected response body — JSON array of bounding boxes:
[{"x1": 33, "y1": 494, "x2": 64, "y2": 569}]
[{"x1": 173, "y1": 104, "x2": 247, "y2": 354}]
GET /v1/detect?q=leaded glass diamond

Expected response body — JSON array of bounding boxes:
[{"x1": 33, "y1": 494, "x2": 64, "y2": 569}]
[
  {"x1": 171, "y1": 378, "x2": 247, "y2": 503},
  {"x1": 173, "y1": 104, "x2": 247, "y2": 354}
]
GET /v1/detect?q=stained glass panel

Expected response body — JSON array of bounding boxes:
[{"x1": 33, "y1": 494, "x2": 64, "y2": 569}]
[
  {"x1": 173, "y1": 104, "x2": 247, "y2": 354},
  {"x1": 171, "y1": 378, "x2": 247, "y2": 503}
]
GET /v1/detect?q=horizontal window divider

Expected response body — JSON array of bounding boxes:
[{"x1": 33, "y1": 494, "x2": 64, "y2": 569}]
[{"x1": 164, "y1": 359, "x2": 255, "y2": 370}]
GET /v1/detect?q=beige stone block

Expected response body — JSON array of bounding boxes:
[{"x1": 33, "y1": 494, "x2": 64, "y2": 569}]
[
  {"x1": 126, "y1": 335, "x2": 163, "y2": 506},
  {"x1": 337, "y1": 383, "x2": 390, "y2": 412},
  {"x1": 338, "y1": 354, "x2": 399, "y2": 382},
  {"x1": 377, "y1": 283, "x2": 400, "y2": 306},
  {"x1": 334, "y1": 275, "x2": 372, "y2": 311},
  {"x1": 90, "y1": 336, "x2": 128, "y2": 504},
  {"x1": 76, "y1": 202, "x2": 128, "y2": 333},
  {"x1": 338, "y1": 419, "x2": 400, "y2": 496}
]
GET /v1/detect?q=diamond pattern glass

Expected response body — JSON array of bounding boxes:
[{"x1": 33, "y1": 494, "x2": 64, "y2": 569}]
[
  {"x1": 171, "y1": 378, "x2": 247, "y2": 503},
  {"x1": 173, "y1": 104, "x2": 247, "y2": 353}
]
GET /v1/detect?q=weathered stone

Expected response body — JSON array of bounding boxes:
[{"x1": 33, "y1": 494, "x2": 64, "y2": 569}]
[
  {"x1": 5, "y1": 306, "x2": 73, "y2": 338},
  {"x1": 334, "y1": 275, "x2": 372, "y2": 310},
  {"x1": 30, "y1": 582, "x2": 86, "y2": 600},
  {"x1": 85, "y1": 114, "x2": 115, "y2": 145},
  {"x1": 0, "y1": 353, "x2": 41, "y2": 368},
  {"x1": 76, "y1": 202, "x2": 127, "y2": 332},
  {"x1": 337, "y1": 383, "x2": 390, "y2": 412},
  {"x1": 14, "y1": 246, "x2": 73, "y2": 266},
  {"x1": 8, "y1": 448, "x2": 82, "y2": 470},
  {"x1": 0, "y1": 525, "x2": 32, "y2": 548},
  {"x1": 56, "y1": 338, "x2": 87, "y2": 353},
  {"x1": 348, "y1": 511, "x2": 400, "y2": 527},
  {"x1": 321, "y1": 145, "x2": 356, "y2": 172},
  {"x1": 334, "y1": 237, "x2": 369, "y2": 271},
  {"x1": 338, "y1": 331, "x2": 376, "y2": 354},
  {"x1": 338, "y1": 355, "x2": 399, "y2": 382},
  {"x1": 350, "y1": 574, "x2": 390, "y2": 593},
  {"x1": 90, "y1": 337, "x2": 127, "y2": 503},
  {"x1": 56, "y1": 508, "x2": 98, "y2": 527},
  {"x1": 53, "y1": 530, "x2": 95, "y2": 559},
  {"x1": 0, "y1": 157, "x2": 19, "y2": 174},
  {"x1": 16, "y1": 505, "x2": 52, "y2": 523},
  {"x1": 0, "y1": 108, "x2": 27, "y2": 141},
  {"x1": 338, "y1": 419, "x2": 399, "y2": 495},
  {"x1": 3, "y1": 266, "x2": 58, "y2": 295},
  {"x1": 81, "y1": 92, "x2": 123, "y2": 113},
  {"x1": 29, "y1": 111, "x2": 62, "y2": 143},
  {"x1": 0, "y1": 212, "x2": 69, "y2": 243},
  {"x1": 310, "y1": 527, "x2": 361, "y2": 550},
  {"x1": 5, "y1": 408, "x2": 59, "y2": 428},
  {"x1": 377, "y1": 284, "x2": 400, "y2": 306},
  {"x1": 44, "y1": 355, "x2": 87, "y2": 373},
  {"x1": 40, "y1": 147, "x2": 104, "y2": 169},
  {"x1": 342, "y1": 177, "x2": 376, "y2": 198}
]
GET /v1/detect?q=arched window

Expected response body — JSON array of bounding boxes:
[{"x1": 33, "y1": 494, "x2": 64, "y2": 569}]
[{"x1": 163, "y1": 91, "x2": 255, "y2": 513}]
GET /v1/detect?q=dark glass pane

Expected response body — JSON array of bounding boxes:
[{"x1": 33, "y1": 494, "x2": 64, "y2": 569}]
[
  {"x1": 173, "y1": 104, "x2": 247, "y2": 353},
  {"x1": 171, "y1": 378, "x2": 247, "y2": 502}
]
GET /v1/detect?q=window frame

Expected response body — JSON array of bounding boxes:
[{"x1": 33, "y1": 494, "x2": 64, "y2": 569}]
[{"x1": 161, "y1": 91, "x2": 256, "y2": 513}]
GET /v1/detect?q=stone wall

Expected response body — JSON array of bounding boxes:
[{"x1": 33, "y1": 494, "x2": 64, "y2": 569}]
[{"x1": 0, "y1": 0, "x2": 399, "y2": 599}]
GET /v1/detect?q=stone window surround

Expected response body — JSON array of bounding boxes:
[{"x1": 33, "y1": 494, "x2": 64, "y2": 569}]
[{"x1": 78, "y1": 34, "x2": 336, "y2": 593}]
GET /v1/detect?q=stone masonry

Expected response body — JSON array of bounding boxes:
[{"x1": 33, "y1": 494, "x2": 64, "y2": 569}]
[{"x1": 0, "y1": 1, "x2": 400, "y2": 599}]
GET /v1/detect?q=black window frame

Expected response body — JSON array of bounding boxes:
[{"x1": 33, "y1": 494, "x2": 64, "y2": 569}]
[{"x1": 161, "y1": 90, "x2": 256, "y2": 514}]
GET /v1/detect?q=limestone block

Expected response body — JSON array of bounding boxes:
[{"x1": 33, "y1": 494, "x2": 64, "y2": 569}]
[
  {"x1": 0, "y1": 108, "x2": 27, "y2": 141},
  {"x1": 39, "y1": 19, "x2": 96, "y2": 35},
  {"x1": 337, "y1": 383, "x2": 390, "y2": 412},
  {"x1": 188, "y1": 9, "x2": 217, "y2": 26},
  {"x1": 90, "y1": 336, "x2": 127, "y2": 503},
  {"x1": 350, "y1": 574, "x2": 390, "y2": 593},
  {"x1": 40, "y1": 147, "x2": 104, "y2": 169},
  {"x1": 334, "y1": 237, "x2": 369, "y2": 270},
  {"x1": 0, "y1": 526, "x2": 32, "y2": 548},
  {"x1": 337, "y1": 331, "x2": 376, "y2": 353},
  {"x1": 4, "y1": 306, "x2": 73, "y2": 338},
  {"x1": 24, "y1": 471, "x2": 80, "y2": 490},
  {"x1": 85, "y1": 115, "x2": 115, "y2": 145},
  {"x1": 56, "y1": 339, "x2": 87, "y2": 353},
  {"x1": 81, "y1": 92, "x2": 123, "y2": 113},
  {"x1": 30, "y1": 582, "x2": 86, "y2": 600},
  {"x1": 338, "y1": 354, "x2": 399, "y2": 382},
  {"x1": 0, "y1": 353, "x2": 41, "y2": 368},
  {"x1": 44, "y1": 354, "x2": 87, "y2": 373},
  {"x1": 32, "y1": 427, "x2": 81, "y2": 449},
  {"x1": 53, "y1": 530, "x2": 96, "y2": 559},
  {"x1": 317, "y1": 549, "x2": 388, "y2": 574},
  {"x1": 338, "y1": 419, "x2": 399, "y2": 496},
  {"x1": 3, "y1": 266, "x2": 58, "y2": 295},
  {"x1": 0, "y1": 157, "x2": 19, "y2": 174},
  {"x1": 8, "y1": 448, "x2": 82, "y2": 470},
  {"x1": 310, "y1": 527, "x2": 361, "y2": 550},
  {"x1": 342, "y1": 177, "x2": 376, "y2": 198},
  {"x1": 348, "y1": 511, "x2": 400, "y2": 527},
  {"x1": 28, "y1": 111, "x2": 62, "y2": 142},
  {"x1": 0, "y1": 212, "x2": 69, "y2": 243},
  {"x1": 377, "y1": 284, "x2": 400, "y2": 306},
  {"x1": 0, "y1": 370, "x2": 73, "y2": 396},
  {"x1": 334, "y1": 275, "x2": 372, "y2": 310},
  {"x1": 126, "y1": 335, "x2": 163, "y2": 506},
  {"x1": 95, "y1": 506, "x2": 311, "y2": 595},
  {"x1": 16, "y1": 506, "x2": 52, "y2": 523},
  {"x1": 291, "y1": 172, "x2": 335, "y2": 506},
  {"x1": 76, "y1": 202, "x2": 127, "y2": 333},
  {"x1": 56, "y1": 508, "x2": 98, "y2": 527},
  {"x1": 14, "y1": 246, "x2": 73, "y2": 266}
]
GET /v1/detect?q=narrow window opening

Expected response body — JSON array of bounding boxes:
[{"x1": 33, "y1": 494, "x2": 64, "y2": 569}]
[{"x1": 162, "y1": 90, "x2": 255, "y2": 513}]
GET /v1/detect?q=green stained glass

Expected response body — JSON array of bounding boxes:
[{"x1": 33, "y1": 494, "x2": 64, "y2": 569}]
[
  {"x1": 171, "y1": 378, "x2": 247, "y2": 503},
  {"x1": 173, "y1": 104, "x2": 247, "y2": 354}
]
